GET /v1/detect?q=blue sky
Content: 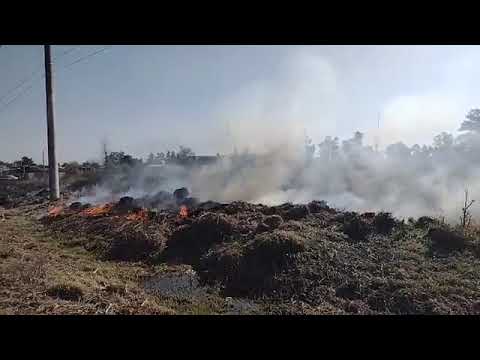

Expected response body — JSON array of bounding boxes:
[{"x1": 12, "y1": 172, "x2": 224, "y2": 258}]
[{"x1": 1, "y1": 45, "x2": 480, "y2": 163}]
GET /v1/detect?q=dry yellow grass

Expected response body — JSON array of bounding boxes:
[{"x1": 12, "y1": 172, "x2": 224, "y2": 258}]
[{"x1": 0, "y1": 205, "x2": 177, "y2": 315}]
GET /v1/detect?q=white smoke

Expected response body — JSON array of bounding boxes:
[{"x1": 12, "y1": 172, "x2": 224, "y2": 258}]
[{"x1": 75, "y1": 48, "x2": 480, "y2": 223}]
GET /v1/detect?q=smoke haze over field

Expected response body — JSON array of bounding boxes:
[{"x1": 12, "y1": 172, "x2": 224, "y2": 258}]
[
  {"x1": 80, "y1": 122, "x2": 480, "y2": 222},
  {"x1": 3, "y1": 45, "x2": 480, "y2": 220}
]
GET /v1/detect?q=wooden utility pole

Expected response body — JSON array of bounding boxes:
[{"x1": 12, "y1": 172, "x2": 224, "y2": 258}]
[{"x1": 44, "y1": 45, "x2": 60, "y2": 200}]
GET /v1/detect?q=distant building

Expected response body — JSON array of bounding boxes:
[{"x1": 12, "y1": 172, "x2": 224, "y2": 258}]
[
  {"x1": 0, "y1": 165, "x2": 11, "y2": 175},
  {"x1": 78, "y1": 165, "x2": 97, "y2": 174},
  {"x1": 6, "y1": 165, "x2": 66, "y2": 181}
]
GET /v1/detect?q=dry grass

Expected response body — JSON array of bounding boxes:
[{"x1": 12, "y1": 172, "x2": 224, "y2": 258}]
[
  {"x1": 0, "y1": 205, "x2": 178, "y2": 315},
  {"x1": 0, "y1": 203, "x2": 243, "y2": 315},
  {"x1": 12, "y1": 192, "x2": 480, "y2": 315}
]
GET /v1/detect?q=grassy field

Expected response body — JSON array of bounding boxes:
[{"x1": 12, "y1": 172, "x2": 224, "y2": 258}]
[
  {"x1": 0, "y1": 204, "x2": 240, "y2": 315},
  {"x1": 3, "y1": 182, "x2": 480, "y2": 315}
]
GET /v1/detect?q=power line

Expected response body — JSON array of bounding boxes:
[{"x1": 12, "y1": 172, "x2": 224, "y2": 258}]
[
  {"x1": 63, "y1": 46, "x2": 112, "y2": 69},
  {"x1": 0, "y1": 46, "x2": 78, "y2": 106},
  {"x1": 0, "y1": 46, "x2": 113, "y2": 115},
  {"x1": 52, "y1": 46, "x2": 80, "y2": 62},
  {"x1": 0, "y1": 68, "x2": 43, "y2": 105},
  {"x1": 0, "y1": 83, "x2": 36, "y2": 115}
]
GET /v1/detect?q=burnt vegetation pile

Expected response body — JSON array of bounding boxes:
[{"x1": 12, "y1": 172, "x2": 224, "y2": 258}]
[{"x1": 43, "y1": 196, "x2": 480, "y2": 314}]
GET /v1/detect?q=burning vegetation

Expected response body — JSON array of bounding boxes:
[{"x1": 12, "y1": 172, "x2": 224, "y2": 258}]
[
  {"x1": 179, "y1": 205, "x2": 188, "y2": 219},
  {"x1": 7, "y1": 106, "x2": 480, "y2": 314},
  {"x1": 48, "y1": 205, "x2": 64, "y2": 218},
  {"x1": 40, "y1": 186, "x2": 480, "y2": 315},
  {"x1": 81, "y1": 204, "x2": 114, "y2": 217}
]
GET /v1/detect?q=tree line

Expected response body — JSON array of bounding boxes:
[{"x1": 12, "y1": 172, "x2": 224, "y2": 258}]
[{"x1": 308, "y1": 108, "x2": 480, "y2": 164}]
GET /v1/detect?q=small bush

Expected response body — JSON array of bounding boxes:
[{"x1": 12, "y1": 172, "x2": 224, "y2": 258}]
[
  {"x1": 374, "y1": 212, "x2": 396, "y2": 235},
  {"x1": 255, "y1": 222, "x2": 270, "y2": 233},
  {"x1": 416, "y1": 216, "x2": 438, "y2": 229},
  {"x1": 107, "y1": 231, "x2": 166, "y2": 261},
  {"x1": 250, "y1": 230, "x2": 306, "y2": 258},
  {"x1": 307, "y1": 200, "x2": 329, "y2": 214},
  {"x1": 283, "y1": 205, "x2": 310, "y2": 221},
  {"x1": 199, "y1": 230, "x2": 307, "y2": 296},
  {"x1": 342, "y1": 212, "x2": 371, "y2": 242},
  {"x1": 263, "y1": 215, "x2": 284, "y2": 229},
  {"x1": 199, "y1": 242, "x2": 245, "y2": 284},
  {"x1": 427, "y1": 228, "x2": 468, "y2": 253},
  {"x1": 164, "y1": 212, "x2": 235, "y2": 264}
]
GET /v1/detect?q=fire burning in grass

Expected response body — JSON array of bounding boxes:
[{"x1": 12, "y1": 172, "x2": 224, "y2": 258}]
[
  {"x1": 80, "y1": 204, "x2": 114, "y2": 217},
  {"x1": 48, "y1": 206, "x2": 64, "y2": 217},
  {"x1": 179, "y1": 205, "x2": 188, "y2": 219},
  {"x1": 126, "y1": 209, "x2": 149, "y2": 222}
]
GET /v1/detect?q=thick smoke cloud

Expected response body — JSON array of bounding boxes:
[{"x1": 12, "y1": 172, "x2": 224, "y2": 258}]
[
  {"x1": 76, "y1": 49, "x2": 480, "y2": 223},
  {"x1": 77, "y1": 128, "x2": 480, "y2": 223}
]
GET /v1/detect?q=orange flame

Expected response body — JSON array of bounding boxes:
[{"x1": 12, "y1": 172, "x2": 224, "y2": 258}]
[
  {"x1": 48, "y1": 206, "x2": 64, "y2": 217},
  {"x1": 179, "y1": 205, "x2": 188, "y2": 219},
  {"x1": 80, "y1": 203, "x2": 113, "y2": 217},
  {"x1": 126, "y1": 208, "x2": 149, "y2": 222}
]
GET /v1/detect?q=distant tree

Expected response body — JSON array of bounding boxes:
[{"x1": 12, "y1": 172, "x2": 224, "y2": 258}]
[
  {"x1": 82, "y1": 161, "x2": 100, "y2": 169},
  {"x1": 120, "y1": 153, "x2": 135, "y2": 166},
  {"x1": 411, "y1": 144, "x2": 421, "y2": 155},
  {"x1": 304, "y1": 136, "x2": 315, "y2": 164},
  {"x1": 318, "y1": 136, "x2": 339, "y2": 161},
  {"x1": 105, "y1": 151, "x2": 141, "y2": 168},
  {"x1": 147, "y1": 152, "x2": 155, "y2": 164},
  {"x1": 178, "y1": 146, "x2": 195, "y2": 159},
  {"x1": 352, "y1": 131, "x2": 364, "y2": 147},
  {"x1": 151, "y1": 152, "x2": 165, "y2": 164},
  {"x1": 386, "y1": 142, "x2": 411, "y2": 159},
  {"x1": 63, "y1": 161, "x2": 81, "y2": 174},
  {"x1": 460, "y1": 109, "x2": 480, "y2": 133},
  {"x1": 422, "y1": 145, "x2": 433, "y2": 157},
  {"x1": 433, "y1": 132, "x2": 454, "y2": 150},
  {"x1": 20, "y1": 156, "x2": 35, "y2": 167},
  {"x1": 342, "y1": 131, "x2": 364, "y2": 154}
]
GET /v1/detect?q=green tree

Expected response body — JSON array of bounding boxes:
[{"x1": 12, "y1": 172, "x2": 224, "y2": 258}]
[
  {"x1": 318, "y1": 136, "x2": 339, "y2": 161},
  {"x1": 460, "y1": 109, "x2": 480, "y2": 133},
  {"x1": 21, "y1": 156, "x2": 35, "y2": 167},
  {"x1": 147, "y1": 152, "x2": 155, "y2": 164},
  {"x1": 342, "y1": 131, "x2": 364, "y2": 154},
  {"x1": 178, "y1": 146, "x2": 195, "y2": 159},
  {"x1": 82, "y1": 161, "x2": 100, "y2": 169},
  {"x1": 386, "y1": 142, "x2": 411, "y2": 159},
  {"x1": 63, "y1": 161, "x2": 81, "y2": 174},
  {"x1": 105, "y1": 151, "x2": 141, "y2": 168},
  {"x1": 433, "y1": 132, "x2": 454, "y2": 151}
]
